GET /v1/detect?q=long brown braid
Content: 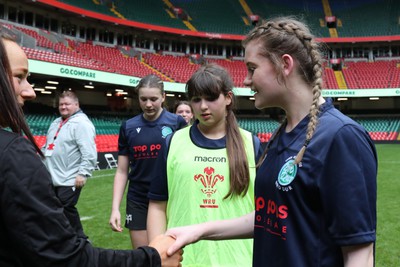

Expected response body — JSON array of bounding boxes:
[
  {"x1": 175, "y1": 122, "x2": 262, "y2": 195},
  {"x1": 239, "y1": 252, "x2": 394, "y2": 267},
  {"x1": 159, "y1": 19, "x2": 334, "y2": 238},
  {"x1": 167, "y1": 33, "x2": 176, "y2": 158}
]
[{"x1": 243, "y1": 17, "x2": 324, "y2": 166}]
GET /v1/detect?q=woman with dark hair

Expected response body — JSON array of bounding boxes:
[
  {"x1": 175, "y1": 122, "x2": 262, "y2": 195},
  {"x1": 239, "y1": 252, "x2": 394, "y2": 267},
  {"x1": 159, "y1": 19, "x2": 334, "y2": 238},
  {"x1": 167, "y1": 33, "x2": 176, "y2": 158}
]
[
  {"x1": 1, "y1": 32, "x2": 36, "y2": 106},
  {"x1": 0, "y1": 38, "x2": 182, "y2": 267},
  {"x1": 0, "y1": 32, "x2": 39, "y2": 153}
]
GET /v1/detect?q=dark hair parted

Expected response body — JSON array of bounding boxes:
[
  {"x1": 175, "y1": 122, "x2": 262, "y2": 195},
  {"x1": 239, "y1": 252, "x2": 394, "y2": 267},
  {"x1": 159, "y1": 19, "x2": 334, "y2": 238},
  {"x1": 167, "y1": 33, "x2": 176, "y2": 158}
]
[
  {"x1": 186, "y1": 63, "x2": 250, "y2": 199},
  {"x1": 243, "y1": 16, "x2": 324, "y2": 165},
  {"x1": 135, "y1": 74, "x2": 164, "y2": 94},
  {"x1": 0, "y1": 38, "x2": 43, "y2": 156}
]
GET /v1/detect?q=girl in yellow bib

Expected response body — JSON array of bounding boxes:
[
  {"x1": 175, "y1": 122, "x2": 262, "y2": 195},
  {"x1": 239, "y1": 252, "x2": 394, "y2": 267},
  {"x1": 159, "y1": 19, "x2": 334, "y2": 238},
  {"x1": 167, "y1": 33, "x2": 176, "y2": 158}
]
[{"x1": 147, "y1": 63, "x2": 262, "y2": 266}]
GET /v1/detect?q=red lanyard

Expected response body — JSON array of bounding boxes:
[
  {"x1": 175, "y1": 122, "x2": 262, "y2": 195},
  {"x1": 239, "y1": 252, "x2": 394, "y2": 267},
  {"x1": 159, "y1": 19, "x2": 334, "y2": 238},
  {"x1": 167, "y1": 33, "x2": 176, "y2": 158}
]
[{"x1": 53, "y1": 117, "x2": 69, "y2": 141}]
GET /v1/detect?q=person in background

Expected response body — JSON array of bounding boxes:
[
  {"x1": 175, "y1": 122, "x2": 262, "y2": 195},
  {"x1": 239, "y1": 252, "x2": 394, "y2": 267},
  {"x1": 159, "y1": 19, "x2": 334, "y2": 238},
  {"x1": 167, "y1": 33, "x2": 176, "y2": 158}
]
[
  {"x1": 1, "y1": 32, "x2": 36, "y2": 106},
  {"x1": 147, "y1": 63, "x2": 262, "y2": 266},
  {"x1": 109, "y1": 74, "x2": 187, "y2": 249},
  {"x1": 173, "y1": 100, "x2": 193, "y2": 124},
  {"x1": 43, "y1": 90, "x2": 97, "y2": 239},
  {"x1": 165, "y1": 16, "x2": 377, "y2": 267},
  {"x1": 0, "y1": 36, "x2": 183, "y2": 267}
]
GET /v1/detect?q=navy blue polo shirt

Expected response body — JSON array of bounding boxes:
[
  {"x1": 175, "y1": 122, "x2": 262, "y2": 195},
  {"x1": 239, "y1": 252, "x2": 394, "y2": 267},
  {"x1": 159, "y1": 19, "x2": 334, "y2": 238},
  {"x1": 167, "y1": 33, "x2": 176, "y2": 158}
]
[
  {"x1": 253, "y1": 99, "x2": 377, "y2": 267},
  {"x1": 118, "y1": 109, "x2": 186, "y2": 203}
]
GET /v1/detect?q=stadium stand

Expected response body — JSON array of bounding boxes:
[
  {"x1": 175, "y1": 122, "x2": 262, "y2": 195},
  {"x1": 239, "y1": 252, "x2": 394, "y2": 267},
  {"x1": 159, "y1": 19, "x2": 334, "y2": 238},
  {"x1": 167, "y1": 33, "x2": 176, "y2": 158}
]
[
  {"x1": 1, "y1": 0, "x2": 399, "y2": 153},
  {"x1": 143, "y1": 53, "x2": 200, "y2": 83},
  {"x1": 245, "y1": 0, "x2": 329, "y2": 38},
  {"x1": 3, "y1": 15, "x2": 400, "y2": 88},
  {"x1": 355, "y1": 117, "x2": 400, "y2": 141},
  {"x1": 27, "y1": 113, "x2": 400, "y2": 153},
  {"x1": 206, "y1": 58, "x2": 248, "y2": 87},
  {"x1": 323, "y1": 67, "x2": 340, "y2": 89},
  {"x1": 330, "y1": 0, "x2": 400, "y2": 37},
  {"x1": 58, "y1": 0, "x2": 116, "y2": 17},
  {"x1": 168, "y1": 0, "x2": 251, "y2": 34},
  {"x1": 55, "y1": 0, "x2": 400, "y2": 37},
  {"x1": 342, "y1": 60, "x2": 400, "y2": 89}
]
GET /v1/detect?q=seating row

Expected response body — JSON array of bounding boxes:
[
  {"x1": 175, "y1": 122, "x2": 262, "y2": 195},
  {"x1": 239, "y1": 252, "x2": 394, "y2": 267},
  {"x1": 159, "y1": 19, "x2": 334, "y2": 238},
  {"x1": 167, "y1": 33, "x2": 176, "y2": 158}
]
[
  {"x1": 59, "y1": 0, "x2": 400, "y2": 37},
  {"x1": 7, "y1": 21, "x2": 400, "y2": 88},
  {"x1": 33, "y1": 134, "x2": 119, "y2": 152},
  {"x1": 32, "y1": 127, "x2": 399, "y2": 154}
]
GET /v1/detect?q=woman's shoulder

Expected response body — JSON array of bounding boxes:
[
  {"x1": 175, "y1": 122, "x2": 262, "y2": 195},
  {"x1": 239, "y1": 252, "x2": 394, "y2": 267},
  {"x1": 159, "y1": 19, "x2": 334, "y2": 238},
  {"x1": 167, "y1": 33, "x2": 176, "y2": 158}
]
[
  {"x1": 322, "y1": 108, "x2": 366, "y2": 134},
  {"x1": 0, "y1": 130, "x2": 40, "y2": 170},
  {"x1": 0, "y1": 129, "x2": 20, "y2": 150}
]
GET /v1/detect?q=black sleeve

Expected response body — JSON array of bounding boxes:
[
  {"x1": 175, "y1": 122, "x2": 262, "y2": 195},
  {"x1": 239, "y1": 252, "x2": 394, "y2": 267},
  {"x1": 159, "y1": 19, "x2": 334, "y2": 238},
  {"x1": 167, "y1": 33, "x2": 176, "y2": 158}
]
[{"x1": 0, "y1": 136, "x2": 161, "y2": 267}]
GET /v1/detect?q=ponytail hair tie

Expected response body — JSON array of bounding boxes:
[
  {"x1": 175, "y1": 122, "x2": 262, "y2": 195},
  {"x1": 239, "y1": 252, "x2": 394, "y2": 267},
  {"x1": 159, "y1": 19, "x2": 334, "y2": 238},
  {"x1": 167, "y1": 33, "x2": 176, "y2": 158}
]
[{"x1": 294, "y1": 139, "x2": 311, "y2": 165}]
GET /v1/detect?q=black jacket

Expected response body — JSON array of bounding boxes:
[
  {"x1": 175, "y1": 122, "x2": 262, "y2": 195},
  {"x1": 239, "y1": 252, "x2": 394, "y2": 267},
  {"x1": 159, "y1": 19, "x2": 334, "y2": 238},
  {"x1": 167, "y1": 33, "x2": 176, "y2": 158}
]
[{"x1": 0, "y1": 129, "x2": 160, "y2": 267}]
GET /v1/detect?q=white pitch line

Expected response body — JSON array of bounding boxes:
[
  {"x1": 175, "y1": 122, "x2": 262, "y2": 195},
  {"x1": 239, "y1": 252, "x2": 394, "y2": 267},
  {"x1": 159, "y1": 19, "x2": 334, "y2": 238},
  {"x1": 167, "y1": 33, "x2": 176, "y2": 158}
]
[
  {"x1": 80, "y1": 216, "x2": 94, "y2": 221},
  {"x1": 379, "y1": 160, "x2": 400, "y2": 164},
  {"x1": 91, "y1": 173, "x2": 116, "y2": 179}
]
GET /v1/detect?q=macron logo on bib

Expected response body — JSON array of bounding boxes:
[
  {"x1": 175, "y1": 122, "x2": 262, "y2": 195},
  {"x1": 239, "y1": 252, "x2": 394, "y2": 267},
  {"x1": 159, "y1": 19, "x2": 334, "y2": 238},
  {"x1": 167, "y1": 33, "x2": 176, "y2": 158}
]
[{"x1": 136, "y1": 127, "x2": 141, "y2": 133}]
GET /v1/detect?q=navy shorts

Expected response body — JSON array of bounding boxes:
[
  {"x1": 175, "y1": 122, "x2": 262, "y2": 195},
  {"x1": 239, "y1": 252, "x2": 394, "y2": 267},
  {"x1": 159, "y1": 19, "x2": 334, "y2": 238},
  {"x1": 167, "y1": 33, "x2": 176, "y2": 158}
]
[{"x1": 125, "y1": 200, "x2": 148, "y2": 230}]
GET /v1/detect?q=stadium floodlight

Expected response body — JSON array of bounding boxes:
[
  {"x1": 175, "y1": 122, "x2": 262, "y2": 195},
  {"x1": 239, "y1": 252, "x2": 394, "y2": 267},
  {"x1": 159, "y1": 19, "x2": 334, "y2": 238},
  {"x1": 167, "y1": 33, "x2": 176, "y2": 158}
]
[
  {"x1": 84, "y1": 85, "x2": 94, "y2": 89},
  {"x1": 45, "y1": 86, "x2": 57, "y2": 89},
  {"x1": 47, "y1": 81, "x2": 59, "y2": 84}
]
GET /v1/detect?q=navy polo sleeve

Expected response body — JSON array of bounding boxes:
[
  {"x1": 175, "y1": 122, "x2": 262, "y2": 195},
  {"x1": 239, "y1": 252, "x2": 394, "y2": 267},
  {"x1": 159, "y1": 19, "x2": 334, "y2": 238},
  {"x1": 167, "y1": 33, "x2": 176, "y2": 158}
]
[
  {"x1": 320, "y1": 124, "x2": 377, "y2": 246},
  {"x1": 118, "y1": 121, "x2": 129, "y2": 156},
  {"x1": 253, "y1": 135, "x2": 263, "y2": 162}
]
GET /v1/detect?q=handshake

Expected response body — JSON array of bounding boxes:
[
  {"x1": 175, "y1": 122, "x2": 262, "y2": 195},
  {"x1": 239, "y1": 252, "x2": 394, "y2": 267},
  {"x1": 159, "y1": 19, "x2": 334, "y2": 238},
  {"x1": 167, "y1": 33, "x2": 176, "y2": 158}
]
[
  {"x1": 148, "y1": 222, "x2": 204, "y2": 267},
  {"x1": 149, "y1": 234, "x2": 184, "y2": 267}
]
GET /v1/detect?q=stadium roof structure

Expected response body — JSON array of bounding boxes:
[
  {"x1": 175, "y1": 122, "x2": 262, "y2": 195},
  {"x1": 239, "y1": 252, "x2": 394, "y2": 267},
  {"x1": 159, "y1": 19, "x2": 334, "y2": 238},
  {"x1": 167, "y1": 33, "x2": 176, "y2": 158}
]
[{"x1": 35, "y1": 0, "x2": 400, "y2": 42}]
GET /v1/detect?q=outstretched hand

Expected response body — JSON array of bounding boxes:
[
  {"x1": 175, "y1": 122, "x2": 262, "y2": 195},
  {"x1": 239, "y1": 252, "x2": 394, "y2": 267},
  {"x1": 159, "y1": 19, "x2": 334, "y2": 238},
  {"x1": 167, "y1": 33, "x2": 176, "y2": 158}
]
[
  {"x1": 165, "y1": 225, "x2": 202, "y2": 256},
  {"x1": 149, "y1": 235, "x2": 183, "y2": 267}
]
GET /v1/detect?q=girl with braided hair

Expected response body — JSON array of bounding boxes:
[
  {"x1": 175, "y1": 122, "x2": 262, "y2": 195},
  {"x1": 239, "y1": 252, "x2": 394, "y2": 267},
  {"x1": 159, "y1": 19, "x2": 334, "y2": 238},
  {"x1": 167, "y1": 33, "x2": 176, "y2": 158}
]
[{"x1": 164, "y1": 16, "x2": 377, "y2": 267}]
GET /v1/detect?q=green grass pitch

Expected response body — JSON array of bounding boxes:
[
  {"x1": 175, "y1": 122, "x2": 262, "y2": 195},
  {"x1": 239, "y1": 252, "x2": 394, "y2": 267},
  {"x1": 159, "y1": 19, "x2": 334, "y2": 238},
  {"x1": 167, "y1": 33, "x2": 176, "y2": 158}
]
[{"x1": 77, "y1": 144, "x2": 400, "y2": 266}]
